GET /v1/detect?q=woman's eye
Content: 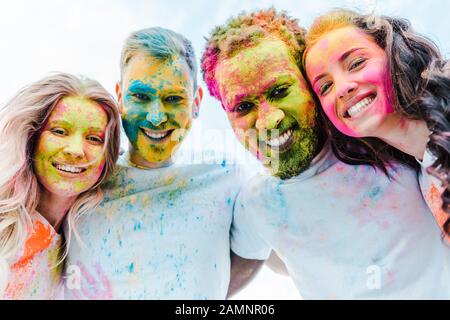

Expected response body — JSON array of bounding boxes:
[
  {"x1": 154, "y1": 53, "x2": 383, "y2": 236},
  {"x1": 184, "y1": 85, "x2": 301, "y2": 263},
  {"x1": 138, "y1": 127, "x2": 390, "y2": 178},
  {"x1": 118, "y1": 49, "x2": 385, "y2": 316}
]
[
  {"x1": 86, "y1": 135, "x2": 104, "y2": 144},
  {"x1": 319, "y1": 82, "x2": 332, "y2": 96},
  {"x1": 165, "y1": 95, "x2": 183, "y2": 103},
  {"x1": 270, "y1": 86, "x2": 289, "y2": 100},
  {"x1": 349, "y1": 58, "x2": 366, "y2": 71},
  {"x1": 235, "y1": 102, "x2": 255, "y2": 114},
  {"x1": 133, "y1": 93, "x2": 150, "y2": 101},
  {"x1": 51, "y1": 128, "x2": 66, "y2": 136}
]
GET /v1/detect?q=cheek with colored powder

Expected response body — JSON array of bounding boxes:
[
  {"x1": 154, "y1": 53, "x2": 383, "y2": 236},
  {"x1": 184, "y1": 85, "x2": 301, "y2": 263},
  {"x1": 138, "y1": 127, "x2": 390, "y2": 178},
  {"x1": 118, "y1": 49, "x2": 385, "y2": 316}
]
[
  {"x1": 360, "y1": 64, "x2": 395, "y2": 115},
  {"x1": 122, "y1": 104, "x2": 148, "y2": 146}
]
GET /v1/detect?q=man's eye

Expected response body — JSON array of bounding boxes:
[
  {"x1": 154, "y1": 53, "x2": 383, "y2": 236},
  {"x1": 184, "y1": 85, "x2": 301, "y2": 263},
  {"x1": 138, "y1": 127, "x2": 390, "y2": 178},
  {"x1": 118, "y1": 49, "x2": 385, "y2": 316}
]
[
  {"x1": 349, "y1": 58, "x2": 366, "y2": 71},
  {"x1": 86, "y1": 135, "x2": 104, "y2": 144},
  {"x1": 133, "y1": 93, "x2": 150, "y2": 101},
  {"x1": 269, "y1": 86, "x2": 289, "y2": 100},
  {"x1": 235, "y1": 102, "x2": 255, "y2": 114},
  {"x1": 319, "y1": 82, "x2": 333, "y2": 96},
  {"x1": 51, "y1": 128, "x2": 66, "y2": 136},
  {"x1": 165, "y1": 95, "x2": 183, "y2": 103}
]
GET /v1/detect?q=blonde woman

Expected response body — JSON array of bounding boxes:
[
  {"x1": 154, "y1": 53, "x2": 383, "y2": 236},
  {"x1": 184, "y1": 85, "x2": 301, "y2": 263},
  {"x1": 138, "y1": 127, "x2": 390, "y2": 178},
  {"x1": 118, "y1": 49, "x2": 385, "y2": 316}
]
[{"x1": 0, "y1": 73, "x2": 120, "y2": 299}]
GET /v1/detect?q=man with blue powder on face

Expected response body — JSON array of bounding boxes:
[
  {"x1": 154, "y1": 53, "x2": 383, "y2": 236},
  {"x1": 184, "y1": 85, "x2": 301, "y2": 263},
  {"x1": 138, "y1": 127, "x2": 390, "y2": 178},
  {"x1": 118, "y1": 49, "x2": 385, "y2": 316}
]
[
  {"x1": 64, "y1": 27, "x2": 262, "y2": 299},
  {"x1": 201, "y1": 8, "x2": 450, "y2": 299}
]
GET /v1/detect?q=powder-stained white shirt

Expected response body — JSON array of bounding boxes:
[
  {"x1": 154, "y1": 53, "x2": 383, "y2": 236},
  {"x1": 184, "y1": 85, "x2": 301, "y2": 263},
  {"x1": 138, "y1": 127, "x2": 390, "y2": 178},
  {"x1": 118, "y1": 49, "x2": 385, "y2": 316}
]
[
  {"x1": 232, "y1": 144, "x2": 450, "y2": 299},
  {"x1": 65, "y1": 154, "x2": 241, "y2": 299},
  {"x1": 3, "y1": 213, "x2": 63, "y2": 300},
  {"x1": 417, "y1": 149, "x2": 449, "y2": 242}
]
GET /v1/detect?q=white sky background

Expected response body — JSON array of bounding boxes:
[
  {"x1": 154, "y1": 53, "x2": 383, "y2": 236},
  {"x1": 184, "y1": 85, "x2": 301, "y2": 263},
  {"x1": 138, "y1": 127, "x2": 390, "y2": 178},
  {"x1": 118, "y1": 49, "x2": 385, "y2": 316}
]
[{"x1": 0, "y1": 0, "x2": 448, "y2": 300}]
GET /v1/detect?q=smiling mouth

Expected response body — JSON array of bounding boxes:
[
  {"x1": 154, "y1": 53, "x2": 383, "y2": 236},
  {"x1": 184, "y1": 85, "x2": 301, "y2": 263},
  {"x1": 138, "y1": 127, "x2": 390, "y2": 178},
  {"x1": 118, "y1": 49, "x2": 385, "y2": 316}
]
[
  {"x1": 344, "y1": 93, "x2": 377, "y2": 118},
  {"x1": 52, "y1": 163, "x2": 87, "y2": 174},
  {"x1": 140, "y1": 127, "x2": 174, "y2": 143},
  {"x1": 263, "y1": 126, "x2": 297, "y2": 153}
]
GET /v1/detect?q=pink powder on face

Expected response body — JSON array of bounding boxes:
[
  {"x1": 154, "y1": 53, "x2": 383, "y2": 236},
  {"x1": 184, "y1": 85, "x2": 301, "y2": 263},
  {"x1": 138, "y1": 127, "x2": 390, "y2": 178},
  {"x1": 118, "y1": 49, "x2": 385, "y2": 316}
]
[{"x1": 305, "y1": 26, "x2": 396, "y2": 138}]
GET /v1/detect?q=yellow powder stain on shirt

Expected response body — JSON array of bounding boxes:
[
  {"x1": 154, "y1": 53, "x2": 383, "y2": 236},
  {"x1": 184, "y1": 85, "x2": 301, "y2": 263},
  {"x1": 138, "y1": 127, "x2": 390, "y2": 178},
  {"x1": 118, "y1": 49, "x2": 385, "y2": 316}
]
[
  {"x1": 164, "y1": 174, "x2": 176, "y2": 185},
  {"x1": 141, "y1": 194, "x2": 151, "y2": 207},
  {"x1": 177, "y1": 180, "x2": 188, "y2": 189}
]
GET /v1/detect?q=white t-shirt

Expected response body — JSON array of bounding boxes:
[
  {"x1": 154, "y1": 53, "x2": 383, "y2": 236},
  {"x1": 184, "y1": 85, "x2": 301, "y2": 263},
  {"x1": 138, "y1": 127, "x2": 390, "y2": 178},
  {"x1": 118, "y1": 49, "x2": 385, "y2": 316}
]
[
  {"x1": 64, "y1": 154, "x2": 241, "y2": 299},
  {"x1": 417, "y1": 149, "x2": 449, "y2": 241},
  {"x1": 3, "y1": 213, "x2": 63, "y2": 300},
  {"x1": 232, "y1": 144, "x2": 450, "y2": 299}
]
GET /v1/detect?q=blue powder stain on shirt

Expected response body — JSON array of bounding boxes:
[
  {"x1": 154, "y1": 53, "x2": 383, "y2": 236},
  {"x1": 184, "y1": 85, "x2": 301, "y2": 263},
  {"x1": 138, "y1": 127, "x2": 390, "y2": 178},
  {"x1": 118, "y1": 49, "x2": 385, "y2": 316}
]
[
  {"x1": 160, "y1": 213, "x2": 165, "y2": 235},
  {"x1": 221, "y1": 160, "x2": 226, "y2": 167},
  {"x1": 134, "y1": 222, "x2": 142, "y2": 231},
  {"x1": 369, "y1": 186, "x2": 382, "y2": 201},
  {"x1": 129, "y1": 262, "x2": 134, "y2": 273},
  {"x1": 227, "y1": 198, "x2": 232, "y2": 206}
]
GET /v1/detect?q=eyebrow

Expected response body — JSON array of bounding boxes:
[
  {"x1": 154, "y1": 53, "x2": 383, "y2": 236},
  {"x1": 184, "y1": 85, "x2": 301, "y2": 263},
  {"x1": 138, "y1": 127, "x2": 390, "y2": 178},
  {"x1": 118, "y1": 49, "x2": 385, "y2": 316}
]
[
  {"x1": 128, "y1": 81, "x2": 190, "y2": 96},
  {"x1": 226, "y1": 74, "x2": 295, "y2": 111},
  {"x1": 127, "y1": 81, "x2": 157, "y2": 94},
  {"x1": 311, "y1": 47, "x2": 365, "y2": 86},
  {"x1": 48, "y1": 119, "x2": 73, "y2": 128},
  {"x1": 164, "y1": 87, "x2": 190, "y2": 95},
  {"x1": 49, "y1": 120, "x2": 105, "y2": 133}
]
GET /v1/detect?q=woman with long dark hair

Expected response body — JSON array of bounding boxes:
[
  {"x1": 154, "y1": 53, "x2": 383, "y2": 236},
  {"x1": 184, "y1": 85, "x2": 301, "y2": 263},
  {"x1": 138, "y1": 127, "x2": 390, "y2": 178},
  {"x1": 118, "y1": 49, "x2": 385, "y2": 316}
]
[{"x1": 303, "y1": 9, "x2": 450, "y2": 239}]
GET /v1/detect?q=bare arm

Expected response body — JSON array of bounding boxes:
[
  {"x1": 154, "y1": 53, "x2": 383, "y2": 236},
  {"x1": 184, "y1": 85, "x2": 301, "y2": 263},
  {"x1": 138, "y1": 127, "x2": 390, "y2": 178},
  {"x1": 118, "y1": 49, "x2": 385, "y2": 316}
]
[{"x1": 226, "y1": 251, "x2": 264, "y2": 299}]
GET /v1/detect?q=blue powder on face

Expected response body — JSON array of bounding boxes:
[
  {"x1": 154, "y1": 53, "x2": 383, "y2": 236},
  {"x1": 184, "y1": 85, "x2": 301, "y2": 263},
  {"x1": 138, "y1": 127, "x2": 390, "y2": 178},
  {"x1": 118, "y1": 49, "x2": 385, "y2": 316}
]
[{"x1": 127, "y1": 80, "x2": 157, "y2": 96}]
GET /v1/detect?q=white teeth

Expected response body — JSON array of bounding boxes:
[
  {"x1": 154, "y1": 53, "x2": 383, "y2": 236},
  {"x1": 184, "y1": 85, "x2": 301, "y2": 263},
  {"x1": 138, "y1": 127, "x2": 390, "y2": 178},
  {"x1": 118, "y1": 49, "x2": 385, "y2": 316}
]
[
  {"x1": 142, "y1": 129, "x2": 170, "y2": 139},
  {"x1": 266, "y1": 129, "x2": 293, "y2": 148},
  {"x1": 347, "y1": 96, "x2": 375, "y2": 117},
  {"x1": 55, "y1": 164, "x2": 83, "y2": 173}
]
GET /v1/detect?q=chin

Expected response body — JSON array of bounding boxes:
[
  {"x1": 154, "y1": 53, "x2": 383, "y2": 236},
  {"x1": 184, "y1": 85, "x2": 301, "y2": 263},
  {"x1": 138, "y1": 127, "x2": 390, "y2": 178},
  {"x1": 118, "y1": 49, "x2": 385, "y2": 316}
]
[{"x1": 46, "y1": 187, "x2": 85, "y2": 199}]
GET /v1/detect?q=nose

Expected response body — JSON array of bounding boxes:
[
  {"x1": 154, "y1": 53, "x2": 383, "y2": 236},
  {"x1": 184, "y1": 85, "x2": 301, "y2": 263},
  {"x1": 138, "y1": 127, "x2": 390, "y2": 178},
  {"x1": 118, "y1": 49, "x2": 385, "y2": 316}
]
[
  {"x1": 255, "y1": 101, "x2": 285, "y2": 131},
  {"x1": 336, "y1": 75, "x2": 357, "y2": 101},
  {"x1": 63, "y1": 134, "x2": 85, "y2": 159},
  {"x1": 146, "y1": 100, "x2": 168, "y2": 127}
]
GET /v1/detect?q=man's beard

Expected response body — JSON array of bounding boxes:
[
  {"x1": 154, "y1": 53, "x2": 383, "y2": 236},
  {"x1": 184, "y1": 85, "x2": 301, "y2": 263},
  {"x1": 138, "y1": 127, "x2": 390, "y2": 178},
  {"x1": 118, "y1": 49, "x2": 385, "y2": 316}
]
[{"x1": 267, "y1": 126, "x2": 319, "y2": 180}]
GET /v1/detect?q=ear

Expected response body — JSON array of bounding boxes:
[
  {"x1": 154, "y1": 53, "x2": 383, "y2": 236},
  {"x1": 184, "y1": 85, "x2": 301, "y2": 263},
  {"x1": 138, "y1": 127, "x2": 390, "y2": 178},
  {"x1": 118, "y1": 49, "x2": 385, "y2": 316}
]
[
  {"x1": 193, "y1": 86, "x2": 203, "y2": 119},
  {"x1": 115, "y1": 81, "x2": 123, "y2": 115}
]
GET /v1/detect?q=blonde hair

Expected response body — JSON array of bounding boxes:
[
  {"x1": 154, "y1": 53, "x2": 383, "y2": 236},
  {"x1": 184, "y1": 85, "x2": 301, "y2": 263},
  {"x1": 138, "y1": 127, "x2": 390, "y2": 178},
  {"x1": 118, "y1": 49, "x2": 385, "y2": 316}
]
[
  {"x1": 120, "y1": 27, "x2": 198, "y2": 89},
  {"x1": 304, "y1": 10, "x2": 355, "y2": 54},
  {"x1": 0, "y1": 73, "x2": 121, "y2": 293}
]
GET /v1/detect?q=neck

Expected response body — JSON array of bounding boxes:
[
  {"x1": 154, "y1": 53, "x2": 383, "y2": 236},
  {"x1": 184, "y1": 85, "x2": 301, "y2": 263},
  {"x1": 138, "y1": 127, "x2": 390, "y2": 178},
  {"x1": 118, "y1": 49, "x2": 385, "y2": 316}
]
[
  {"x1": 37, "y1": 189, "x2": 77, "y2": 233},
  {"x1": 128, "y1": 146, "x2": 173, "y2": 169},
  {"x1": 376, "y1": 115, "x2": 430, "y2": 160}
]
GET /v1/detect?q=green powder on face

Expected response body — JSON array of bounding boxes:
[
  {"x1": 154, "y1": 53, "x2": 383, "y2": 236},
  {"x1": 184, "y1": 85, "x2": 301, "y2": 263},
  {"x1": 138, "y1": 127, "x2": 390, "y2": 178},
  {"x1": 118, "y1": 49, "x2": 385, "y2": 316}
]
[{"x1": 270, "y1": 126, "x2": 319, "y2": 180}]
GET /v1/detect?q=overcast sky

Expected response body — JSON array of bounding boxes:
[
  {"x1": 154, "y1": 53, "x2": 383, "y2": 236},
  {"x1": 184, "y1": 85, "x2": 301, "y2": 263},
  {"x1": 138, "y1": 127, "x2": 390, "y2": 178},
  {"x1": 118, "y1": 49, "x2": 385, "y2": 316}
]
[{"x1": 1, "y1": 0, "x2": 448, "y2": 299}]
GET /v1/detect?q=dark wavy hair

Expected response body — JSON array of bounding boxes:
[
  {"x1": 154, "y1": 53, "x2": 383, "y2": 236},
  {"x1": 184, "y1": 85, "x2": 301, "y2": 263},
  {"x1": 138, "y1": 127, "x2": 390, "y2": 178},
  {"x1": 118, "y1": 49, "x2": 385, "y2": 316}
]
[{"x1": 304, "y1": 9, "x2": 450, "y2": 237}]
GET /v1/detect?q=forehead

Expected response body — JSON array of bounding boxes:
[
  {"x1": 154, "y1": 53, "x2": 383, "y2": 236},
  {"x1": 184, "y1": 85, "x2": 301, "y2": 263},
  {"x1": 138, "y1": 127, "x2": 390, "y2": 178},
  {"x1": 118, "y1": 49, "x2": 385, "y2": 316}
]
[
  {"x1": 307, "y1": 26, "x2": 379, "y2": 63},
  {"x1": 123, "y1": 51, "x2": 193, "y2": 90},
  {"x1": 215, "y1": 38, "x2": 307, "y2": 104},
  {"x1": 49, "y1": 96, "x2": 108, "y2": 126}
]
